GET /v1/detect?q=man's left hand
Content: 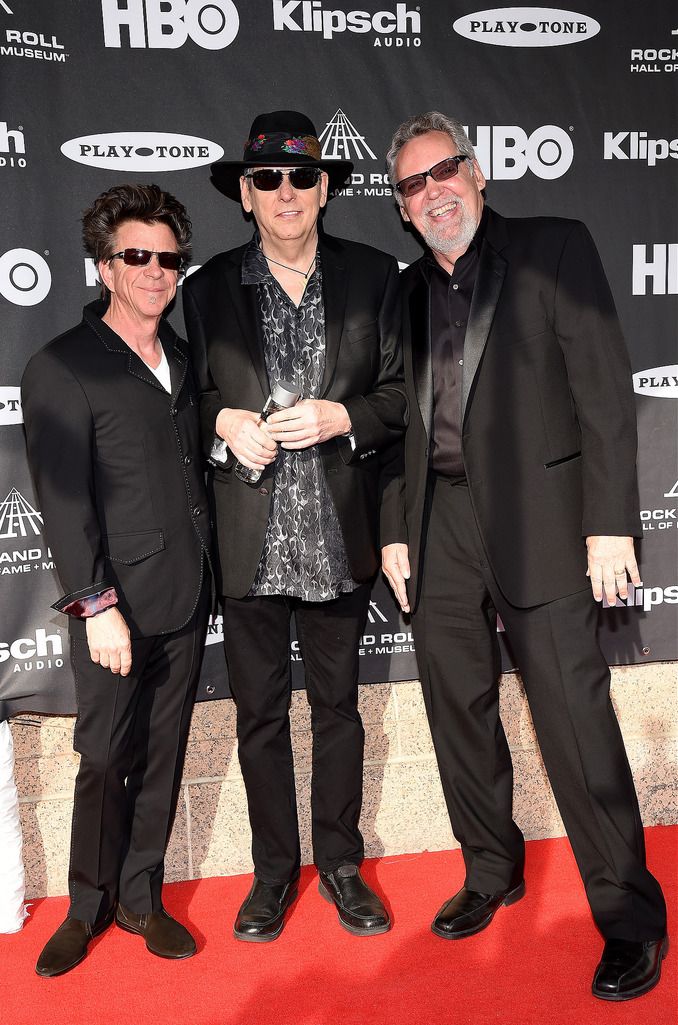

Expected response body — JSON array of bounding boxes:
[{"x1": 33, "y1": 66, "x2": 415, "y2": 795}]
[
  {"x1": 266, "y1": 399, "x2": 351, "y2": 449},
  {"x1": 586, "y1": 535, "x2": 640, "y2": 605}
]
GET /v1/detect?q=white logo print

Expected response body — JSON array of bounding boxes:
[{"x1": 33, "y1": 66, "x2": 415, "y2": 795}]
[
  {"x1": 454, "y1": 8, "x2": 599, "y2": 46},
  {"x1": 0, "y1": 489, "x2": 43, "y2": 539},
  {"x1": 466, "y1": 125, "x2": 574, "y2": 180},
  {"x1": 604, "y1": 132, "x2": 678, "y2": 166},
  {"x1": 101, "y1": 0, "x2": 239, "y2": 49},
  {"x1": 0, "y1": 249, "x2": 51, "y2": 306},
  {"x1": 60, "y1": 132, "x2": 224, "y2": 171},
  {"x1": 319, "y1": 110, "x2": 377, "y2": 161},
  {"x1": 0, "y1": 388, "x2": 22, "y2": 425},
  {"x1": 0, "y1": 121, "x2": 26, "y2": 168},
  {"x1": 664, "y1": 480, "x2": 678, "y2": 499},
  {"x1": 272, "y1": 1, "x2": 421, "y2": 44},
  {"x1": 632, "y1": 244, "x2": 678, "y2": 295},
  {"x1": 632, "y1": 366, "x2": 678, "y2": 398}
]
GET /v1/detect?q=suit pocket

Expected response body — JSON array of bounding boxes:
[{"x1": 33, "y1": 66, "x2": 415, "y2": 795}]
[
  {"x1": 102, "y1": 529, "x2": 165, "y2": 564},
  {"x1": 544, "y1": 452, "x2": 581, "y2": 469}
]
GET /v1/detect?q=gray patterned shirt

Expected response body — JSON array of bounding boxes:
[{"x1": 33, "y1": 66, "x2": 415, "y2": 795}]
[{"x1": 243, "y1": 237, "x2": 356, "y2": 600}]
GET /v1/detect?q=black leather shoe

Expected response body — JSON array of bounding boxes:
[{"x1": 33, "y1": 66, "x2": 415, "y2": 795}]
[
  {"x1": 233, "y1": 877, "x2": 298, "y2": 943},
  {"x1": 592, "y1": 936, "x2": 669, "y2": 1001},
  {"x1": 318, "y1": 864, "x2": 390, "y2": 936},
  {"x1": 115, "y1": 904, "x2": 196, "y2": 959},
  {"x1": 35, "y1": 907, "x2": 115, "y2": 977},
  {"x1": 432, "y1": 880, "x2": 525, "y2": 939}
]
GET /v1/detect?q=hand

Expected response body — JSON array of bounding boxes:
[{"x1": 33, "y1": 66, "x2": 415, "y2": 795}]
[
  {"x1": 382, "y1": 543, "x2": 411, "y2": 613},
  {"x1": 86, "y1": 607, "x2": 132, "y2": 676},
  {"x1": 215, "y1": 407, "x2": 278, "y2": 471},
  {"x1": 266, "y1": 400, "x2": 351, "y2": 449},
  {"x1": 586, "y1": 535, "x2": 640, "y2": 605}
]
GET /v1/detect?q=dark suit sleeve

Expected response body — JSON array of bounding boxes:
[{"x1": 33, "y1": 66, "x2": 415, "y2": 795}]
[
  {"x1": 338, "y1": 256, "x2": 407, "y2": 463},
  {"x1": 21, "y1": 348, "x2": 113, "y2": 611},
  {"x1": 553, "y1": 222, "x2": 640, "y2": 537},
  {"x1": 182, "y1": 281, "x2": 226, "y2": 460}
]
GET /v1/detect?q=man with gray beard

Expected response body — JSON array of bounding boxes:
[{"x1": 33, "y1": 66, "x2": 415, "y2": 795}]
[{"x1": 380, "y1": 112, "x2": 667, "y2": 1000}]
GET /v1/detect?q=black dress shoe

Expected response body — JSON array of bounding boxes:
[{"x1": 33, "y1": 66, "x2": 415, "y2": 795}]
[
  {"x1": 432, "y1": 880, "x2": 525, "y2": 939},
  {"x1": 115, "y1": 904, "x2": 196, "y2": 959},
  {"x1": 233, "y1": 877, "x2": 298, "y2": 943},
  {"x1": 35, "y1": 907, "x2": 115, "y2": 977},
  {"x1": 592, "y1": 936, "x2": 669, "y2": 1001},
  {"x1": 318, "y1": 864, "x2": 390, "y2": 936}
]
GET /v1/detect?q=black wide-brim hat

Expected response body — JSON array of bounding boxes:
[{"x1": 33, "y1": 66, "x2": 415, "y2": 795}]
[{"x1": 210, "y1": 110, "x2": 353, "y2": 201}]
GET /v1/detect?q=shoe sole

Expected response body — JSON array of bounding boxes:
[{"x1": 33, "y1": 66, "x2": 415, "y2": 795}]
[
  {"x1": 115, "y1": 914, "x2": 196, "y2": 959},
  {"x1": 318, "y1": 880, "x2": 391, "y2": 936},
  {"x1": 36, "y1": 908, "x2": 116, "y2": 978},
  {"x1": 592, "y1": 935, "x2": 669, "y2": 1002},
  {"x1": 431, "y1": 880, "x2": 526, "y2": 940},
  {"x1": 232, "y1": 886, "x2": 298, "y2": 944}
]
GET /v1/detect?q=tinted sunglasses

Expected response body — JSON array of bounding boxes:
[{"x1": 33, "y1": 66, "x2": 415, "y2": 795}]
[
  {"x1": 243, "y1": 167, "x2": 322, "y2": 191},
  {"x1": 395, "y1": 155, "x2": 470, "y2": 199},
  {"x1": 109, "y1": 249, "x2": 183, "y2": 271}
]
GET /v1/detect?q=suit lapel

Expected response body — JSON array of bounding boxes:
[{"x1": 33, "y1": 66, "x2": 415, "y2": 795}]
[
  {"x1": 408, "y1": 272, "x2": 434, "y2": 440},
  {"x1": 318, "y1": 235, "x2": 347, "y2": 397},
  {"x1": 461, "y1": 211, "x2": 508, "y2": 421},
  {"x1": 226, "y1": 260, "x2": 270, "y2": 400}
]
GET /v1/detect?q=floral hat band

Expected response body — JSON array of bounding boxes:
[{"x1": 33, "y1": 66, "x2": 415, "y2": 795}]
[
  {"x1": 246, "y1": 132, "x2": 322, "y2": 161},
  {"x1": 210, "y1": 110, "x2": 353, "y2": 201}
]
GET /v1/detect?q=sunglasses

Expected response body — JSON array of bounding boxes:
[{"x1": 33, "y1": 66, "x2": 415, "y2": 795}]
[
  {"x1": 394, "y1": 155, "x2": 470, "y2": 199},
  {"x1": 243, "y1": 167, "x2": 322, "y2": 191},
  {"x1": 109, "y1": 249, "x2": 183, "y2": 271}
]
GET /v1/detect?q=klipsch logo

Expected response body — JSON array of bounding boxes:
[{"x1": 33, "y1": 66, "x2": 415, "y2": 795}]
[
  {"x1": 0, "y1": 248, "x2": 51, "y2": 306},
  {"x1": 632, "y1": 244, "x2": 677, "y2": 295},
  {"x1": 102, "y1": 0, "x2": 239, "y2": 49},
  {"x1": 61, "y1": 132, "x2": 224, "y2": 171},
  {"x1": 453, "y1": 8, "x2": 599, "y2": 46},
  {"x1": 466, "y1": 124, "x2": 574, "y2": 180},
  {"x1": 272, "y1": 1, "x2": 421, "y2": 46},
  {"x1": 604, "y1": 132, "x2": 678, "y2": 166},
  {"x1": 0, "y1": 628, "x2": 64, "y2": 671},
  {"x1": 0, "y1": 121, "x2": 26, "y2": 169},
  {"x1": 0, "y1": 388, "x2": 22, "y2": 425},
  {"x1": 632, "y1": 366, "x2": 678, "y2": 398}
]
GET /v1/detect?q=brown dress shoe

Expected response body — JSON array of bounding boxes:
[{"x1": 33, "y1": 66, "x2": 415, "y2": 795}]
[
  {"x1": 115, "y1": 905, "x2": 197, "y2": 959},
  {"x1": 35, "y1": 909, "x2": 115, "y2": 978}
]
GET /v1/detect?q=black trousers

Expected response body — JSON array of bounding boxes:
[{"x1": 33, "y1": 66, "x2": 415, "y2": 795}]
[
  {"x1": 221, "y1": 584, "x2": 371, "y2": 884},
  {"x1": 413, "y1": 477, "x2": 666, "y2": 941},
  {"x1": 67, "y1": 589, "x2": 208, "y2": 924}
]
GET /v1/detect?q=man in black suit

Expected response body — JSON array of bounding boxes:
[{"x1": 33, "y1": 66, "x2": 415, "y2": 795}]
[
  {"x1": 22, "y1": 184, "x2": 210, "y2": 976},
  {"x1": 183, "y1": 110, "x2": 405, "y2": 941},
  {"x1": 380, "y1": 112, "x2": 667, "y2": 1000}
]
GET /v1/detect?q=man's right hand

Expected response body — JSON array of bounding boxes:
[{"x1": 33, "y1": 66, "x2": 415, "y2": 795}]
[
  {"x1": 215, "y1": 408, "x2": 278, "y2": 471},
  {"x1": 86, "y1": 607, "x2": 132, "y2": 676},
  {"x1": 382, "y1": 543, "x2": 411, "y2": 614}
]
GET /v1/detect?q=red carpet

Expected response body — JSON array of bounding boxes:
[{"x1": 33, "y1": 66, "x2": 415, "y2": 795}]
[{"x1": 1, "y1": 827, "x2": 675, "y2": 1025}]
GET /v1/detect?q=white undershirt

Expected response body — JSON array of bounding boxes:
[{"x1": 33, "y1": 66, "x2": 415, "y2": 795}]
[{"x1": 147, "y1": 347, "x2": 172, "y2": 393}]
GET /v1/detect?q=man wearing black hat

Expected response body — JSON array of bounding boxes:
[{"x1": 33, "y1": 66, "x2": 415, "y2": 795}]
[{"x1": 183, "y1": 111, "x2": 406, "y2": 941}]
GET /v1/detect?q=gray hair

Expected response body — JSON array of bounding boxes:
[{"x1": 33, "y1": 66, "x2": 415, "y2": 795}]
[{"x1": 386, "y1": 112, "x2": 477, "y2": 203}]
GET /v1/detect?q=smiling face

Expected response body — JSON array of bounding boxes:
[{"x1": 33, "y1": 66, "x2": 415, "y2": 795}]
[
  {"x1": 240, "y1": 166, "x2": 328, "y2": 250},
  {"x1": 98, "y1": 219, "x2": 180, "y2": 324},
  {"x1": 395, "y1": 130, "x2": 486, "y2": 266}
]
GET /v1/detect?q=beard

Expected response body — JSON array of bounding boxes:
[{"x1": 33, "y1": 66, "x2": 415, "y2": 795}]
[{"x1": 421, "y1": 198, "x2": 478, "y2": 256}]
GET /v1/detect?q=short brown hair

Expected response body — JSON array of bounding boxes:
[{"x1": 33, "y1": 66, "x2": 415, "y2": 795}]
[{"x1": 82, "y1": 183, "x2": 192, "y2": 267}]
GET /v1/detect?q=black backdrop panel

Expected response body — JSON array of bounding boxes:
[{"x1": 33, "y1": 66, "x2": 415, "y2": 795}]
[{"x1": 1, "y1": 1, "x2": 676, "y2": 714}]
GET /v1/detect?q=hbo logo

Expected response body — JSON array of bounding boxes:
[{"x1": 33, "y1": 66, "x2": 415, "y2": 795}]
[
  {"x1": 101, "y1": 0, "x2": 240, "y2": 49},
  {"x1": 466, "y1": 125, "x2": 574, "y2": 180},
  {"x1": 0, "y1": 249, "x2": 51, "y2": 307}
]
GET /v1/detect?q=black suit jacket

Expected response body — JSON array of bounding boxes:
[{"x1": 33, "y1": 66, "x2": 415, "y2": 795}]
[
  {"x1": 21, "y1": 301, "x2": 210, "y2": 638},
  {"x1": 183, "y1": 232, "x2": 406, "y2": 598},
  {"x1": 381, "y1": 208, "x2": 640, "y2": 611}
]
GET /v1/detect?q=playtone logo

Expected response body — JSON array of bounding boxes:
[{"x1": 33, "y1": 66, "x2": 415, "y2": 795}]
[
  {"x1": 604, "y1": 132, "x2": 678, "y2": 166},
  {"x1": 466, "y1": 124, "x2": 574, "y2": 180},
  {"x1": 632, "y1": 366, "x2": 678, "y2": 398},
  {"x1": 0, "y1": 388, "x2": 22, "y2": 426},
  {"x1": 453, "y1": 7, "x2": 599, "y2": 47},
  {"x1": 61, "y1": 132, "x2": 224, "y2": 172},
  {"x1": 101, "y1": 0, "x2": 239, "y2": 49},
  {"x1": 632, "y1": 244, "x2": 677, "y2": 295},
  {"x1": 272, "y1": 1, "x2": 421, "y2": 45}
]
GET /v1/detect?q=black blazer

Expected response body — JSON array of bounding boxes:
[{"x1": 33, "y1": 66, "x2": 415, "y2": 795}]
[
  {"x1": 21, "y1": 301, "x2": 210, "y2": 638},
  {"x1": 183, "y1": 232, "x2": 406, "y2": 598},
  {"x1": 381, "y1": 208, "x2": 640, "y2": 611}
]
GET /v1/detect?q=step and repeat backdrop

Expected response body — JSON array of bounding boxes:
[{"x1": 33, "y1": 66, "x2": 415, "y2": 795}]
[{"x1": 1, "y1": 1, "x2": 676, "y2": 716}]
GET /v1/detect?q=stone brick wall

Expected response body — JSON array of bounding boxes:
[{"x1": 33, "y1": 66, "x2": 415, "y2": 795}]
[{"x1": 12, "y1": 661, "x2": 677, "y2": 898}]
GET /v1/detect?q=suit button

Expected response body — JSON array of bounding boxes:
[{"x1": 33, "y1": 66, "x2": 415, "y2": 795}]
[
  {"x1": 258, "y1": 487, "x2": 269, "y2": 496},
  {"x1": 172, "y1": 407, "x2": 178, "y2": 416},
  {"x1": 184, "y1": 455, "x2": 192, "y2": 466},
  {"x1": 193, "y1": 505, "x2": 201, "y2": 516}
]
